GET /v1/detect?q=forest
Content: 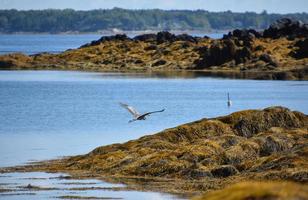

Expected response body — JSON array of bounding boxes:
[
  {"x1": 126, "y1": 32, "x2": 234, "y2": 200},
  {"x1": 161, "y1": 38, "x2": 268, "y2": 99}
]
[{"x1": 0, "y1": 8, "x2": 307, "y2": 33}]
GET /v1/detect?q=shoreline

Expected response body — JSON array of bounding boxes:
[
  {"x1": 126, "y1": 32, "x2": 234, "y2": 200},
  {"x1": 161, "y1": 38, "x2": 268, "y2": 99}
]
[
  {"x1": 1, "y1": 106, "x2": 307, "y2": 198},
  {"x1": 1, "y1": 68, "x2": 307, "y2": 81},
  {"x1": 0, "y1": 30, "x2": 225, "y2": 36},
  {"x1": 0, "y1": 18, "x2": 307, "y2": 81}
]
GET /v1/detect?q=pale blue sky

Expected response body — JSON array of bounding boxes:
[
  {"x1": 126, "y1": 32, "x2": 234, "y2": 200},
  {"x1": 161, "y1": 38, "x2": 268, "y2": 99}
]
[{"x1": 0, "y1": 0, "x2": 307, "y2": 13}]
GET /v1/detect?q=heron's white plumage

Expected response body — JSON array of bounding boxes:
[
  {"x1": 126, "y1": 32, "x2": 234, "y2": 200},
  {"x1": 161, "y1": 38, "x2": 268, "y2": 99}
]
[
  {"x1": 119, "y1": 103, "x2": 140, "y2": 118},
  {"x1": 119, "y1": 102, "x2": 165, "y2": 123}
]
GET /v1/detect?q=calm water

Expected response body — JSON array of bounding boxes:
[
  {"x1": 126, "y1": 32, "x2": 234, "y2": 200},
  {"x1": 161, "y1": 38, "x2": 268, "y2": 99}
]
[
  {"x1": 0, "y1": 71, "x2": 307, "y2": 168},
  {"x1": 0, "y1": 71, "x2": 307, "y2": 199},
  {"x1": 0, "y1": 172, "x2": 180, "y2": 200},
  {"x1": 0, "y1": 33, "x2": 223, "y2": 55}
]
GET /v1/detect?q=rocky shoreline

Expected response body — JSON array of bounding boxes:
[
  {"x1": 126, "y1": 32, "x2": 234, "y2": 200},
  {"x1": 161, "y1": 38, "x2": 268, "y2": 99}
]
[
  {"x1": 1, "y1": 106, "x2": 307, "y2": 199},
  {"x1": 0, "y1": 18, "x2": 307, "y2": 80}
]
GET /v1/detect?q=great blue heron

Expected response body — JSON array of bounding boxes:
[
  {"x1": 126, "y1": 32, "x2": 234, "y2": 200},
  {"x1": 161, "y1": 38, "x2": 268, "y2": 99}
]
[
  {"x1": 119, "y1": 102, "x2": 165, "y2": 123},
  {"x1": 227, "y1": 92, "x2": 232, "y2": 107}
]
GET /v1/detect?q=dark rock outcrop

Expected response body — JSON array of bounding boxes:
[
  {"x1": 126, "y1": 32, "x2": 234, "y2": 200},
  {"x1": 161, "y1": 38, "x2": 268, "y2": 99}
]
[
  {"x1": 259, "y1": 136, "x2": 288, "y2": 156},
  {"x1": 144, "y1": 44, "x2": 158, "y2": 51},
  {"x1": 152, "y1": 59, "x2": 167, "y2": 67},
  {"x1": 133, "y1": 33, "x2": 157, "y2": 42},
  {"x1": 263, "y1": 18, "x2": 308, "y2": 39},
  {"x1": 291, "y1": 38, "x2": 308, "y2": 59},
  {"x1": 176, "y1": 33, "x2": 199, "y2": 43},
  {"x1": 224, "y1": 29, "x2": 262, "y2": 40},
  {"x1": 134, "y1": 31, "x2": 199, "y2": 44},
  {"x1": 156, "y1": 31, "x2": 198, "y2": 44},
  {"x1": 181, "y1": 169, "x2": 213, "y2": 179},
  {"x1": 195, "y1": 39, "x2": 252, "y2": 68},
  {"x1": 81, "y1": 34, "x2": 130, "y2": 48},
  {"x1": 211, "y1": 165, "x2": 239, "y2": 178},
  {"x1": 0, "y1": 60, "x2": 13, "y2": 69},
  {"x1": 259, "y1": 54, "x2": 278, "y2": 67}
]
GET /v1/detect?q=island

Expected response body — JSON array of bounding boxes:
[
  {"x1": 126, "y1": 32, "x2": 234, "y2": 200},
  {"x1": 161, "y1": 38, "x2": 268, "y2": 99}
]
[{"x1": 0, "y1": 18, "x2": 307, "y2": 80}]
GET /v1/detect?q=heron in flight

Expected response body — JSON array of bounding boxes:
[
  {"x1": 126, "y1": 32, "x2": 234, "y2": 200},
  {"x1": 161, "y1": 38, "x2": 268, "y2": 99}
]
[
  {"x1": 227, "y1": 92, "x2": 232, "y2": 107},
  {"x1": 119, "y1": 102, "x2": 165, "y2": 123}
]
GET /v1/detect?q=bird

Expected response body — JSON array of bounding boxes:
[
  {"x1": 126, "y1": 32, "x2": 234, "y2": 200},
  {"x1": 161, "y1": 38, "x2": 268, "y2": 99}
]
[
  {"x1": 119, "y1": 102, "x2": 165, "y2": 123},
  {"x1": 227, "y1": 92, "x2": 232, "y2": 107}
]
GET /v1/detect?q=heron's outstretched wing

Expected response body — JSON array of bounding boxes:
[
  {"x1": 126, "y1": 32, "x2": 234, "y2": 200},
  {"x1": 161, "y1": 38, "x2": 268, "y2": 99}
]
[
  {"x1": 139, "y1": 109, "x2": 165, "y2": 118},
  {"x1": 119, "y1": 102, "x2": 140, "y2": 118}
]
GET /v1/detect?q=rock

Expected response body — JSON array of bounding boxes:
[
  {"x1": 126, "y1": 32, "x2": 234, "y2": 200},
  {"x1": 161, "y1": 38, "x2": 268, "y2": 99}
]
[
  {"x1": 255, "y1": 45, "x2": 265, "y2": 51},
  {"x1": 195, "y1": 40, "x2": 235, "y2": 68},
  {"x1": 135, "y1": 31, "x2": 199, "y2": 44},
  {"x1": 289, "y1": 171, "x2": 308, "y2": 182},
  {"x1": 259, "y1": 54, "x2": 278, "y2": 67},
  {"x1": 25, "y1": 184, "x2": 34, "y2": 189},
  {"x1": 272, "y1": 72, "x2": 295, "y2": 80},
  {"x1": 195, "y1": 181, "x2": 308, "y2": 200},
  {"x1": 0, "y1": 60, "x2": 13, "y2": 69},
  {"x1": 232, "y1": 106, "x2": 304, "y2": 137},
  {"x1": 181, "y1": 169, "x2": 213, "y2": 179},
  {"x1": 259, "y1": 136, "x2": 288, "y2": 156},
  {"x1": 235, "y1": 47, "x2": 251, "y2": 64},
  {"x1": 233, "y1": 29, "x2": 259, "y2": 39},
  {"x1": 195, "y1": 39, "x2": 252, "y2": 68},
  {"x1": 144, "y1": 44, "x2": 158, "y2": 51},
  {"x1": 6, "y1": 107, "x2": 308, "y2": 191},
  {"x1": 211, "y1": 165, "x2": 239, "y2": 177},
  {"x1": 224, "y1": 29, "x2": 262, "y2": 41},
  {"x1": 81, "y1": 34, "x2": 130, "y2": 48},
  {"x1": 133, "y1": 33, "x2": 157, "y2": 42},
  {"x1": 176, "y1": 33, "x2": 198, "y2": 43},
  {"x1": 290, "y1": 38, "x2": 308, "y2": 59},
  {"x1": 157, "y1": 31, "x2": 177, "y2": 44},
  {"x1": 155, "y1": 31, "x2": 199, "y2": 44},
  {"x1": 263, "y1": 18, "x2": 308, "y2": 39},
  {"x1": 181, "y1": 42, "x2": 191, "y2": 49},
  {"x1": 152, "y1": 59, "x2": 167, "y2": 67},
  {"x1": 134, "y1": 59, "x2": 144, "y2": 64}
]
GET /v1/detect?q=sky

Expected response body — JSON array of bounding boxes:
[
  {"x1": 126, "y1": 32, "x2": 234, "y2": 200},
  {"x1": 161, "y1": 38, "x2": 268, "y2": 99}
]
[{"x1": 0, "y1": 0, "x2": 307, "y2": 13}]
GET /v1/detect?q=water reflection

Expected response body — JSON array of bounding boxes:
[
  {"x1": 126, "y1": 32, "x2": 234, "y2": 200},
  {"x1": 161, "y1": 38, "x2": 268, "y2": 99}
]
[{"x1": 0, "y1": 172, "x2": 185, "y2": 200}]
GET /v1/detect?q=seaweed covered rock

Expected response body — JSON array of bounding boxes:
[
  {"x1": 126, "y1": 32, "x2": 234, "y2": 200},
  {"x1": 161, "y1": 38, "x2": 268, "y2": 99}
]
[
  {"x1": 195, "y1": 39, "x2": 252, "y2": 68},
  {"x1": 81, "y1": 34, "x2": 131, "y2": 48},
  {"x1": 2, "y1": 106, "x2": 307, "y2": 195},
  {"x1": 193, "y1": 181, "x2": 308, "y2": 200},
  {"x1": 224, "y1": 29, "x2": 262, "y2": 40},
  {"x1": 290, "y1": 38, "x2": 308, "y2": 59},
  {"x1": 152, "y1": 59, "x2": 167, "y2": 67},
  {"x1": 134, "y1": 31, "x2": 199, "y2": 44},
  {"x1": 16, "y1": 107, "x2": 307, "y2": 184},
  {"x1": 224, "y1": 106, "x2": 305, "y2": 137},
  {"x1": 259, "y1": 54, "x2": 278, "y2": 67},
  {"x1": 263, "y1": 18, "x2": 308, "y2": 39},
  {"x1": 0, "y1": 21, "x2": 307, "y2": 79},
  {"x1": 211, "y1": 165, "x2": 239, "y2": 178},
  {"x1": 0, "y1": 53, "x2": 33, "y2": 69},
  {"x1": 133, "y1": 33, "x2": 157, "y2": 42}
]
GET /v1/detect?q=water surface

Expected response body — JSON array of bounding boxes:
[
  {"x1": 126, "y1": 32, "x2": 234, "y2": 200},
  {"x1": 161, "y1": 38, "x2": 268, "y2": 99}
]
[
  {"x1": 0, "y1": 70, "x2": 307, "y2": 168},
  {"x1": 0, "y1": 33, "x2": 223, "y2": 55},
  {"x1": 0, "y1": 172, "x2": 180, "y2": 200}
]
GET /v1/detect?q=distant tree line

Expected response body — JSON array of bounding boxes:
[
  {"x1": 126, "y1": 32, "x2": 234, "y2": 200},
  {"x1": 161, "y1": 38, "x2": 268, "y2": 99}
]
[{"x1": 0, "y1": 8, "x2": 307, "y2": 33}]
